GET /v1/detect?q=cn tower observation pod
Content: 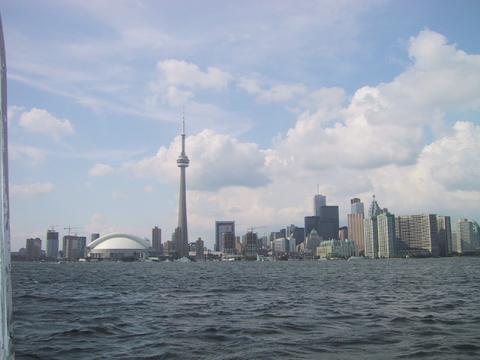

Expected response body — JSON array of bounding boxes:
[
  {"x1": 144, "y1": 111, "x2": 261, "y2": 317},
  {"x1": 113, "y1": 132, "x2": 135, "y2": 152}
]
[{"x1": 87, "y1": 232, "x2": 152, "y2": 260}]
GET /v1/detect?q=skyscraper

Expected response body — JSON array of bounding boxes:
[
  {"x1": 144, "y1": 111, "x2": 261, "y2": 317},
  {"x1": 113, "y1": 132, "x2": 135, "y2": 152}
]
[
  {"x1": 175, "y1": 116, "x2": 189, "y2": 258},
  {"x1": 348, "y1": 197, "x2": 365, "y2": 256},
  {"x1": 377, "y1": 211, "x2": 396, "y2": 258},
  {"x1": 396, "y1": 214, "x2": 439, "y2": 256},
  {"x1": 350, "y1": 198, "x2": 364, "y2": 215},
  {"x1": 437, "y1": 216, "x2": 452, "y2": 256},
  {"x1": 26, "y1": 238, "x2": 42, "y2": 260},
  {"x1": 215, "y1": 221, "x2": 235, "y2": 252},
  {"x1": 196, "y1": 237, "x2": 204, "y2": 261},
  {"x1": 313, "y1": 194, "x2": 327, "y2": 216},
  {"x1": 152, "y1": 226, "x2": 162, "y2": 254},
  {"x1": 91, "y1": 233, "x2": 100, "y2": 242},
  {"x1": 454, "y1": 219, "x2": 476, "y2": 253},
  {"x1": 63, "y1": 235, "x2": 87, "y2": 260},
  {"x1": 46, "y1": 229, "x2": 59, "y2": 258}
]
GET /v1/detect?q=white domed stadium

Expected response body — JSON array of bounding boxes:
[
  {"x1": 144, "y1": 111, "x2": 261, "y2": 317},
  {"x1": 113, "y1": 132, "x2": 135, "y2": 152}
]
[{"x1": 87, "y1": 233, "x2": 152, "y2": 260}]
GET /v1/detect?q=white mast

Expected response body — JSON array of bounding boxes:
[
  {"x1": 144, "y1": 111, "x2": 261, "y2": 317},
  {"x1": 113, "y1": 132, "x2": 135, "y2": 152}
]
[{"x1": 0, "y1": 12, "x2": 14, "y2": 359}]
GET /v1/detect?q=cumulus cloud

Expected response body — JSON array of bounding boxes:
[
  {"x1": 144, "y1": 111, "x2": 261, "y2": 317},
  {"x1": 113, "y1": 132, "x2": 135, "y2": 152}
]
[
  {"x1": 149, "y1": 59, "x2": 232, "y2": 106},
  {"x1": 10, "y1": 144, "x2": 46, "y2": 164},
  {"x1": 18, "y1": 108, "x2": 74, "y2": 139},
  {"x1": 238, "y1": 77, "x2": 307, "y2": 103},
  {"x1": 88, "y1": 163, "x2": 115, "y2": 177},
  {"x1": 124, "y1": 129, "x2": 269, "y2": 191},
  {"x1": 11, "y1": 182, "x2": 54, "y2": 197}
]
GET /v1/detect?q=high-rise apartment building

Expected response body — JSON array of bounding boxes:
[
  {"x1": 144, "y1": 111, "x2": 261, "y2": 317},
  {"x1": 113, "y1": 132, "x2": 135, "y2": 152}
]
[
  {"x1": 63, "y1": 235, "x2": 87, "y2": 260},
  {"x1": 395, "y1": 214, "x2": 439, "y2": 256},
  {"x1": 364, "y1": 217, "x2": 378, "y2": 258},
  {"x1": 454, "y1": 219, "x2": 476, "y2": 253},
  {"x1": 244, "y1": 232, "x2": 258, "y2": 257},
  {"x1": 437, "y1": 216, "x2": 452, "y2": 256},
  {"x1": 215, "y1": 221, "x2": 235, "y2": 252},
  {"x1": 26, "y1": 238, "x2": 42, "y2": 260},
  {"x1": 46, "y1": 229, "x2": 59, "y2": 259},
  {"x1": 377, "y1": 211, "x2": 396, "y2": 258},
  {"x1": 152, "y1": 226, "x2": 162, "y2": 254}
]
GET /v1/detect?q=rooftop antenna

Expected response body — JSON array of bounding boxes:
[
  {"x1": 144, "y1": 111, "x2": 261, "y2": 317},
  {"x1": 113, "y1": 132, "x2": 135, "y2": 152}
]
[{"x1": 317, "y1": 184, "x2": 319, "y2": 195}]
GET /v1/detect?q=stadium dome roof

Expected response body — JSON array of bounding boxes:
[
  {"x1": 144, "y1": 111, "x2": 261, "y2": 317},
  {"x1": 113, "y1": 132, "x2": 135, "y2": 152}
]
[{"x1": 88, "y1": 233, "x2": 151, "y2": 250}]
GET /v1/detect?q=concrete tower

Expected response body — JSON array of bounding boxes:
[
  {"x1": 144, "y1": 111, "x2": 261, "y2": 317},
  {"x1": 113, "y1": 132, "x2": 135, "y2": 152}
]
[{"x1": 175, "y1": 115, "x2": 189, "y2": 258}]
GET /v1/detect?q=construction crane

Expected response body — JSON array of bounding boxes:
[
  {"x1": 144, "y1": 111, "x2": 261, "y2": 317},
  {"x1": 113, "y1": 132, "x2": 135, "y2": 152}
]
[
  {"x1": 64, "y1": 226, "x2": 80, "y2": 236},
  {"x1": 48, "y1": 225, "x2": 58, "y2": 231}
]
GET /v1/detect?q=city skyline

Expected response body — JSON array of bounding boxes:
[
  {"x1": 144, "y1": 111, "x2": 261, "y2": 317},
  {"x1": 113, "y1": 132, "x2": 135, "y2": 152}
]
[{"x1": 3, "y1": 1, "x2": 480, "y2": 250}]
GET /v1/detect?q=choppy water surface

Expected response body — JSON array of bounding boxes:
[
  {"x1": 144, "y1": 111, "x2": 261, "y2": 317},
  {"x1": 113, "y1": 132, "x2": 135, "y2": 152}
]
[{"x1": 12, "y1": 258, "x2": 480, "y2": 359}]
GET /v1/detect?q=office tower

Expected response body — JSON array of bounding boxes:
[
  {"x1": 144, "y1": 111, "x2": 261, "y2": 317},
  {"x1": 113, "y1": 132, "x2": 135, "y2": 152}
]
[
  {"x1": 396, "y1": 215, "x2": 439, "y2": 256},
  {"x1": 368, "y1": 195, "x2": 382, "y2": 218},
  {"x1": 377, "y1": 211, "x2": 396, "y2": 258},
  {"x1": 454, "y1": 219, "x2": 476, "y2": 253},
  {"x1": 152, "y1": 226, "x2": 162, "y2": 254},
  {"x1": 26, "y1": 238, "x2": 42, "y2": 260},
  {"x1": 175, "y1": 116, "x2": 189, "y2": 258},
  {"x1": 223, "y1": 232, "x2": 236, "y2": 254},
  {"x1": 304, "y1": 208, "x2": 339, "y2": 241},
  {"x1": 338, "y1": 226, "x2": 348, "y2": 241},
  {"x1": 46, "y1": 229, "x2": 59, "y2": 258},
  {"x1": 196, "y1": 237, "x2": 204, "y2": 260},
  {"x1": 91, "y1": 233, "x2": 100, "y2": 242},
  {"x1": 215, "y1": 221, "x2": 235, "y2": 252},
  {"x1": 62, "y1": 235, "x2": 87, "y2": 260},
  {"x1": 287, "y1": 224, "x2": 305, "y2": 245},
  {"x1": 313, "y1": 193, "x2": 327, "y2": 216},
  {"x1": 348, "y1": 213, "x2": 365, "y2": 256},
  {"x1": 437, "y1": 216, "x2": 452, "y2": 256},
  {"x1": 350, "y1": 198, "x2": 364, "y2": 215},
  {"x1": 318, "y1": 206, "x2": 339, "y2": 240},
  {"x1": 244, "y1": 232, "x2": 258, "y2": 257},
  {"x1": 364, "y1": 217, "x2": 378, "y2": 258}
]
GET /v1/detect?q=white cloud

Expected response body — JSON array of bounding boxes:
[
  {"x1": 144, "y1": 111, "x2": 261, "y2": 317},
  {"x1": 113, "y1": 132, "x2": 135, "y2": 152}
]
[
  {"x1": 238, "y1": 77, "x2": 307, "y2": 103},
  {"x1": 11, "y1": 182, "x2": 54, "y2": 197},
  {"x1": 124, "y1": 129, "x2": 269, "y2": 191},
  {"x1": 7, "y1": 105, "x2": 25, "y2": 123},
  {"x1": 10, "y1": 144, "x2": 46, "y2": 164},
  {"x1": 143, "y1": 185, "x2": 154, "y2": 193},
  {"x1": 149, "y1": 59, "x2": 232, "y2": 107},
  {"x1": 84, "y1": 213, "x2": 115, "y2": 237},
  {"x1": 18, "y1": 108, "x2": 74, "y2": 140},
  {"x1": 158, "y1": 59, "x2": 231, "y2": 90},
  {"x1": 88, "y1": 163, "x2": 115, "y2": 177}
]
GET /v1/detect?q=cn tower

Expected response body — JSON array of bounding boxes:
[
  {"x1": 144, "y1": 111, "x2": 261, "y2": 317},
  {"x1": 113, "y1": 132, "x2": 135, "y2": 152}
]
[{"x1": 175, "y1": 114, "x2": 189, "y2": 258}]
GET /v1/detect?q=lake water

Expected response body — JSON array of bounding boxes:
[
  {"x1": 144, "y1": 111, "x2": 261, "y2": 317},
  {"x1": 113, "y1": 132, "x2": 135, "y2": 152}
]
[{"x1": 11, "y1": 258, "x2": 480, "y2": 359}]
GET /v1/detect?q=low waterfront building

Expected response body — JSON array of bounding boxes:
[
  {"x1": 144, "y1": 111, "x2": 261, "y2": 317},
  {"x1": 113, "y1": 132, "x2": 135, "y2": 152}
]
[
  {"x1": 316, "y1": 239, "x2": 357, "y2": 259},
  {"x1": 87, "y1": 233, "x2": 151, "y2": 260}
]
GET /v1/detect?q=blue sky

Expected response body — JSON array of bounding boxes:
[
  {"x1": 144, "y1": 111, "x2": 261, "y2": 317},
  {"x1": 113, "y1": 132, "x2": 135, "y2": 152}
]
[{"x1": 3, "y1": 0, "x2": 480, "y2": 250}]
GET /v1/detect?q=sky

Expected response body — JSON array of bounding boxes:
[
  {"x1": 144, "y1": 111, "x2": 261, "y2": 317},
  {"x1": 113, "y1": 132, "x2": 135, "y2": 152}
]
[{"x1": 3, "y1": 0, "x2": 480, "y2": 250}]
